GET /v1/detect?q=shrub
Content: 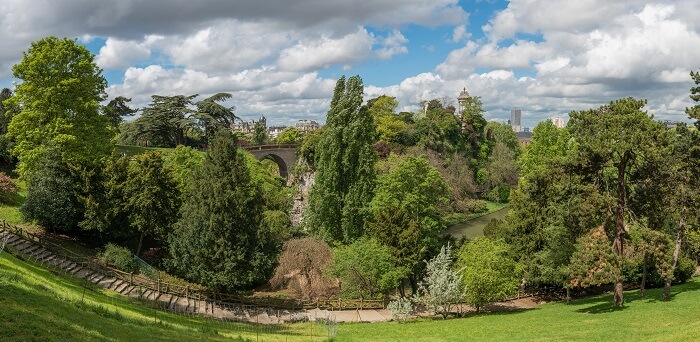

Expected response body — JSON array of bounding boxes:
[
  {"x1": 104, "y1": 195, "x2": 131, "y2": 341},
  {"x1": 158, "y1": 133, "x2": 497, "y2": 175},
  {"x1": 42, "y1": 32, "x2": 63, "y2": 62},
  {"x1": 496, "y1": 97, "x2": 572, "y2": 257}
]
[
  {"x1": 0, "y1": 172, "x2": 18, "y2": 204},
  {"x1": 387, "y1": 297, "x2": 413, "y2": 322},
  {"x1": 101, "y1": 243, "x2": 137, "y2": 273}
]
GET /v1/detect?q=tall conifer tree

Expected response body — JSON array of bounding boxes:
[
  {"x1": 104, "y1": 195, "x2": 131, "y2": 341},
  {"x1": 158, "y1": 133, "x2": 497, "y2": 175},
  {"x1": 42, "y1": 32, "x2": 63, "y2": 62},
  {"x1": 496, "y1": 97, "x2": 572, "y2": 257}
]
[
  {"x1": 306, "y1": 76, "x2": 377, "y2": 243},
  {"x1": 168, "y1": 131, "x2": 276, "y2": 290}
]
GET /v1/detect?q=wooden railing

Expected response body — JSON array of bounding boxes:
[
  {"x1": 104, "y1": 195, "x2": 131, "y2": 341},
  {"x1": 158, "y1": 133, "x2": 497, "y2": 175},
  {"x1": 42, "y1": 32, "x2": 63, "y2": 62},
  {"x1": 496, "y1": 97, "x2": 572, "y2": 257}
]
[{"x1": 1, "y1": 220, "x2": 385, "y2": 311}]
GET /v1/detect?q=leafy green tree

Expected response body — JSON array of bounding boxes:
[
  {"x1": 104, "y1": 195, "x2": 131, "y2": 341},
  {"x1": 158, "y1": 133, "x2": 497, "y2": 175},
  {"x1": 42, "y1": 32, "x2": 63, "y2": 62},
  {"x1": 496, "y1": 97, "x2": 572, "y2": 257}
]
[
  {"x1": 252, "y1": 121, "x2": 268, "y2": 145},
  {"x1": 484, "y1": 142, "x2": 518, "y2": 202},
  {"x1": 6, "y1": 37, "x2": 112, "y2": 179},
  {"x1": 518, "y1": 120, "x2": 570, "y2": 176},
  {"x1": 568, "y1": 97, "x2": 665, "y2": 306},
  {"x1": 415, "y1": 101, "x2": 464, "y2": 154},
  {"x1": 275, "y1": 127, "x2": 301, "y2": 144},
  {"x1": 133, "y1": 94, "x2": 198, "y2": 147},
  {"x1": 0, "y1": 88, "x2": 17, "y2": 165},
  {"x1": 485, "y1": 121, "x2": 521, "y2": 158},
  {"x1": 459, "y1": 96, "x2": 487, "y2": 159},
  {"x1": 687, "y1": 69, "x2": 700, "y2": 124},
  {"x1": 102, "y1": 96, "x2": 137, "y2": 128},
  {"x1": 368, "y1": 95, "x2": 406, "y2": 143},
  {"x1": 124, "y1": 152, "x2": 180, "y2": 255},
  {"x1": 415, "y1": 244, "x2": 463, "y2": 319},
  {"x1": 307, "y1": 76, "x2": 377, "y2": 243},
  {"x1": 163, "y1": 145, "x2": 205, "y2": 195},
  {"x1": 194, "y1": 93, "x2": 236, "y2": 144},
  {"x1": 298, "y1": 127, "x2": 324, "y2": 168},
  {"x1": 628, "y1": 226, "x2": 672, "y2": 298},
  {"x1": 329, "y1": 238, "x2": 402, "y2": 299},
  {"x1": 457, "y1": 237, "x2": 521, "y2": 313},
  {"x1": 369, "y1": 155, "x2": 449, "y2": 291},
  {"x1": 168, "y1": 131, "x2": 277, "y2": 291},
  {"x1": 79, "y1": 153, "x2": 131, "y2": 239},
  {"x1": 366, "y1": 205, "x2": 421, "y2": 296},
  {"x1": 21, "y1": 148, "x2": 83, "y2": 231}
]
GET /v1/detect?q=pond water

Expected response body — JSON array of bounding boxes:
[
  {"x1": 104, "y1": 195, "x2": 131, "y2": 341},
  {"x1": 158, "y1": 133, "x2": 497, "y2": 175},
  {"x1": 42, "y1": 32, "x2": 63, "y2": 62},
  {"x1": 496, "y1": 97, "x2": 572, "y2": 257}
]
[{"x1": 444, "y1": 207, "x2": 509, "y2": 240}]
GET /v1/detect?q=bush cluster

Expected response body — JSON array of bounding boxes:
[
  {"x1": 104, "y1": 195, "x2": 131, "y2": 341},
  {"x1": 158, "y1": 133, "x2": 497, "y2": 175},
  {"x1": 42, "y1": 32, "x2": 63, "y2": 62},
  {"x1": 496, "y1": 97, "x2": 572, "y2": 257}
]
[{"x1": 100, "y1": 243, "x2": 137, "y2": 273}]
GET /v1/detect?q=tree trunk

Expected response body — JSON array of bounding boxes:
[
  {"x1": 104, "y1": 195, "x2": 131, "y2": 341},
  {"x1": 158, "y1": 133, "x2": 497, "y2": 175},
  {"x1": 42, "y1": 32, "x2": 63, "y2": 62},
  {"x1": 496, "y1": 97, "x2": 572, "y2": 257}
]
[
  {"x1": 639, "y1": 257, "x2": 647, "y2": 298},
  {"x1": 613, "y1": 154, "x2": 629, "y2": 307},
  {"x1": 566, "y1": 287, "x2": 571, "y2": 304},
  {"x1": 663, "y1": 199, "x2": 686, "y2": 300},
  {"x1": 137, "y1": 230, "x2": 145, "y2": 257}
]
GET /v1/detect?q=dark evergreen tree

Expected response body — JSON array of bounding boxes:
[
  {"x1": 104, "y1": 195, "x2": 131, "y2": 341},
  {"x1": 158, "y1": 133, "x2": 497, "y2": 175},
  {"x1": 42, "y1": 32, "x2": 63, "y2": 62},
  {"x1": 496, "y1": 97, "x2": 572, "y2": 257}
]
[
  {"x1": 132, "y1": 94, "x2": 198, "y2": 147},
  {"x1": 168, "y1": 131, "x2": 277, "y2": 291},
  {"x1": 102, "y1": 96, "x2": 137, "y2": 128},
  {"x1": 306, "y1": 76, "x2": 377, "y2": 243}
]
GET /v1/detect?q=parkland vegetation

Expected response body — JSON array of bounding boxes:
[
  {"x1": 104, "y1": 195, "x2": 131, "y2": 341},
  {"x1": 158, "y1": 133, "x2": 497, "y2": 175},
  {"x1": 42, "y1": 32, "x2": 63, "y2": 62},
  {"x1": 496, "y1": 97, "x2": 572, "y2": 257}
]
[{"x1": 1, "y1": 35, "x2": 699, "y2": 337}]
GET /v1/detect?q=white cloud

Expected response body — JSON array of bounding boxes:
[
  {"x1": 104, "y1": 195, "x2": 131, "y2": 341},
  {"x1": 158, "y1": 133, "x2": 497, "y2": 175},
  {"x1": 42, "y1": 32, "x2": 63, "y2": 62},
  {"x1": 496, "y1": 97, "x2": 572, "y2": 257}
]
[
  {"x1": 277, "y1": 28, "x2": 374, "y2": 71},
  {"x1": 452, "y1": 25, "x2": 469, "y2": 43},
  {"x1": 96, "y1": 37, "x2": 156, "y2": 69},
  {"x1": 376, "y1": 30, "x2": 409, "y2": 60}
]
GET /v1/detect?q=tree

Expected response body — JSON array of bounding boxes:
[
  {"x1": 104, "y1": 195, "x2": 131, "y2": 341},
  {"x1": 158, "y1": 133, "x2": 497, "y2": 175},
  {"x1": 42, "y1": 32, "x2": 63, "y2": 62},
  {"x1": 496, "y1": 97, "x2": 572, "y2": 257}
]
[
  {"x1": 484, "y1": 142, "x2": 518, "y2": 202},
  {"x1": 133, "y1": 94, "x2": 198, "y2": 147},
  {"x1": 660, "y1": 124, "x2": 700, "y2": 299},
  {"x1": 568, "y1": 97, "x2": 665, "y2": 306},
  {"x1": 6, "y1": 37, "x2": 112, "y2": 179},
  {"x1": 457, "y1": 237, "x2": 520, "y2": 313},
  {"x1": 79, "y1": 153, "x2": 131, "y2": 239},
  {"x1": 270, "y1": 237, "x2": 336, "y2": 299},
  {"x1": 687, "y1": 69, "x2": 700, "y2": 124},
  {"x1": 459, "y1": 96, "x2": 487, "y2": 160},
  {"x1": 168, "y1": 131, "x2": 278, "y2": 291},
  {"x1": 369, "y1": 155, "x2": 449, "y2": 291},
  {"x1": 368, "y1": 95, "x2": 405, "y2": 143},
  {"x1": 124, "y1": 152, "x2": 180, "y2": 255},
  {"x1": 329, "y1": 238, "x2": 402, "y2": 299},
  {"x1": 194, "y1": 93, "x2": 236, "y2": 144},
  {"x1": 163, "y1": 145, "x2": 205, "y2": 195},
  {"x1": 21, "y1": 149, "x2": 83, "y2": 231},
  {"x1": 252, "y1": 121, "x2": 268, "y2": 145},
  {"x1": 102, "y1": 96, "x2": 137, "y2": 128},
  {"x1": 567, "y1": 226, "x2": 620, "y2": 290},
  {"x1": 307, "y1": 76, "x2": 377, "y2": 243},
  {"x1": 415, "y1": 244, "x2": 463, "y2": 319},
  {"x1": 275, "y1": 127, "x2": 301, "y2": 144},
  {"x1": 0, "y1": 88, "x2": 16, "y2": 165}
]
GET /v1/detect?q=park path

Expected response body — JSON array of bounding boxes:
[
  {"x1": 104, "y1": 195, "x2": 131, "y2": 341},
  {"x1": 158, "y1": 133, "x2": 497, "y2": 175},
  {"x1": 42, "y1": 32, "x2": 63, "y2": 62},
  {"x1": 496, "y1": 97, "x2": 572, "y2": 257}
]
[{"x1": 1, "y1": 228, "x2": 543, "y2": 324}]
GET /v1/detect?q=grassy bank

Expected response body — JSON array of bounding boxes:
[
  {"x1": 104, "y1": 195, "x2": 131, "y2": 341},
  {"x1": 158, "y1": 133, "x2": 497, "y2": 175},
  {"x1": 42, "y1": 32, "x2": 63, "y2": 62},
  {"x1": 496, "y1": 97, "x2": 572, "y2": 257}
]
[
  {"x1": 445, "y1": 201, "x2": 508, "y2": 226},
  {"x1": 0, "y1": 252, "x2": 316, "y2": 341},
  {"x1": 336, "y1": 278, "x2": 700, "y2": 341}
]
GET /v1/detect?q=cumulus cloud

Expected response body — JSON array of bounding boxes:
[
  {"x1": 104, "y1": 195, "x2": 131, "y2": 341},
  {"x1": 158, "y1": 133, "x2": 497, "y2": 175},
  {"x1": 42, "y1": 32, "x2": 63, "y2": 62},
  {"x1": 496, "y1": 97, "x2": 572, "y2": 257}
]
[
  {"x1": 96, "y1": 36, "x2": 157, "y2": 69},
  {"x1": 277, "y1": 28, "x2": 375, "y2": 71}
]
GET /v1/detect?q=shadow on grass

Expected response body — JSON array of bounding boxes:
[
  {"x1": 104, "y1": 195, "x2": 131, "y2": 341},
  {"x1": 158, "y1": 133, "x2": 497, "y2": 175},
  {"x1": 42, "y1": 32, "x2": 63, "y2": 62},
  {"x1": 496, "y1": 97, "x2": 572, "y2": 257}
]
[{"x1": 574, "y1": 278, "x2": 700, "y2": 314}]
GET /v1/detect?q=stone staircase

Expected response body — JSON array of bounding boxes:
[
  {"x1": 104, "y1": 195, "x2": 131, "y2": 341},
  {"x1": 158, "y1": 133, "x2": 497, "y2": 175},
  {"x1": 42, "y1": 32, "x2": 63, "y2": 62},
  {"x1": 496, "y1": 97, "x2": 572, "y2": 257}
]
[{"x1": 0, "y1": 228, "x2": 310, "y2": 323}]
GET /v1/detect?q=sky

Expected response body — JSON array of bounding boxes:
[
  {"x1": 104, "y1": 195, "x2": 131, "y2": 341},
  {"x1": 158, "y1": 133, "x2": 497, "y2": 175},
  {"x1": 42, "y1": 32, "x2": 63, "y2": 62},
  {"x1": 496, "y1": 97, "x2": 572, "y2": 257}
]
[{"x1": 1, "y1": 0, "x2": 699, "y2": 128}]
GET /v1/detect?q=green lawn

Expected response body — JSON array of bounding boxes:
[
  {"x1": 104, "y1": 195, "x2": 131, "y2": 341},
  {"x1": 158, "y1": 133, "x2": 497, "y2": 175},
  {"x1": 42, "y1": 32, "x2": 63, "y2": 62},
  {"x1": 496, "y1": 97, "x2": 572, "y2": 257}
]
[
  {"x1": 337, "y1": 279, "x2": 700, "y2": 341},
  {"x1": 0, "y1": 251, "x2": 317, "y2": 341}
]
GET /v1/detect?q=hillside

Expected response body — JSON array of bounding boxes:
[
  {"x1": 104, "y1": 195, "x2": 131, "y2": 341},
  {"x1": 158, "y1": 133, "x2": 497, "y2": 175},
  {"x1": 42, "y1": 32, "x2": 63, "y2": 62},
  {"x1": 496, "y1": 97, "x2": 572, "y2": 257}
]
[{"x1": 0, "y1": 252, "x2": 315, "y2": 341}]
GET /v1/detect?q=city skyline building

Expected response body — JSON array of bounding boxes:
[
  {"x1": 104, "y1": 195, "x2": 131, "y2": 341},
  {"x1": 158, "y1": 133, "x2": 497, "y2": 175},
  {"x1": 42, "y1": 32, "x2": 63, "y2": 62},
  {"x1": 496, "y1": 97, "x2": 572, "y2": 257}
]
[{"x1": 510, "y1": 108, "x2": 522, "y2": 132}]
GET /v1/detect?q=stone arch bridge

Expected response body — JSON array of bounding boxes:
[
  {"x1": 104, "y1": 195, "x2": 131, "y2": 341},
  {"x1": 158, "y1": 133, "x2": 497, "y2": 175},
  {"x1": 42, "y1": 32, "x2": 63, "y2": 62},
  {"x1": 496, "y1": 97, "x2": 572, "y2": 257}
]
[{"x1": 242, "y1": 144, "x2": 298, "y2": 180}]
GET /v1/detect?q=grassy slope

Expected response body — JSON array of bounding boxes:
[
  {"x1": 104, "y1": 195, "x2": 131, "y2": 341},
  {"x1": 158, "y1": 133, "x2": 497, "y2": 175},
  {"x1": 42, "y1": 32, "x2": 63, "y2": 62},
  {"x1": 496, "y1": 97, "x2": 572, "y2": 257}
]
[
  {"x1": 0, "y1": 252, "x2": 312, "y2": 341},
  {"x1": 337, "y1": 279, "x2": 700, "y2": 341}
]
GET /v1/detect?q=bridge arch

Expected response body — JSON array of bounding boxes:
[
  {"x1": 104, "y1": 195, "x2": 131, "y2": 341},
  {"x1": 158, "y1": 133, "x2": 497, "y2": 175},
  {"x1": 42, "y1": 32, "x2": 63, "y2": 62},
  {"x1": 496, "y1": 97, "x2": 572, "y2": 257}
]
[{"x1": 242, "y1": 144, "x2": 298, "y2": 182}]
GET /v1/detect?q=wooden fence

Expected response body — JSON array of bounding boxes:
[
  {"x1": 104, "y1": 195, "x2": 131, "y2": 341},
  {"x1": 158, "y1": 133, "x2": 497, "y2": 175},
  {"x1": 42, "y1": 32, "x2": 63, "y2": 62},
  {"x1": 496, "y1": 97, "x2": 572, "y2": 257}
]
[{"x1": 1, "y1": 220, "x2": 386, "y2": 311}]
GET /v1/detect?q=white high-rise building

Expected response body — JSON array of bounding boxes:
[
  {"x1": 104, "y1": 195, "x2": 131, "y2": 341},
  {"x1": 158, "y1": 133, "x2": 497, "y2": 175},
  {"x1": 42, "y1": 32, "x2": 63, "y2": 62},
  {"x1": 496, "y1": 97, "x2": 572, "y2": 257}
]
[
  {"x1": 510, "y1": 108, "x2": 522, "y2": 132},
  {"x1": 551, "y1": 117, "x2": 564, "y2": 128}
]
